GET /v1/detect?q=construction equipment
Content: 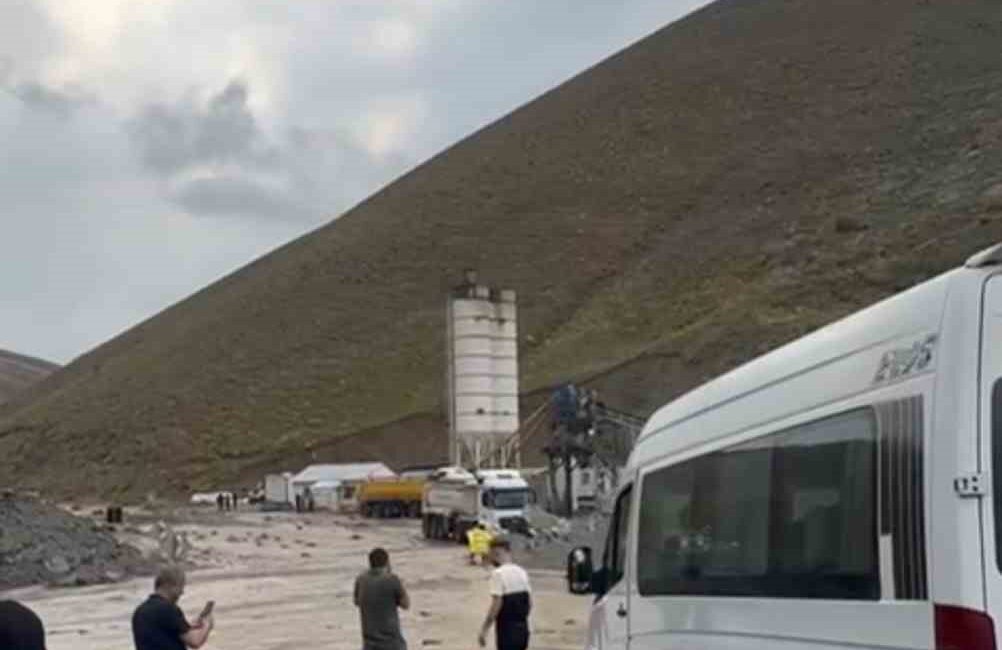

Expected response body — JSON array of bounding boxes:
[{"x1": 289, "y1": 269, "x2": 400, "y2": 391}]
[
  {"x1": 358, "y1": 478, "x2": 425, "y2": 518},
  {"x1": 542, "y1": 386, "x2": 646, "y2": 515}
]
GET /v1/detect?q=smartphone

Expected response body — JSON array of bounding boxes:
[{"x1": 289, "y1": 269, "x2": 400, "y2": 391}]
[{"x1": 198, "y1": 600, "x2": 215, "y2": 621}]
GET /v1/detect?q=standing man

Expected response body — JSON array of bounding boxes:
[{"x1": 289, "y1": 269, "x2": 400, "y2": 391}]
[
  {"x1": 132, "y1": 567, "x2": 214, "y2": 650},
  {"x1": 0, "y1": 600, "x2": 46, "y2": 650},
  {"x1": 354, "y1": 547, "x2": 410, "y2": 650},
  {"x1": 478, "y1": 538, "x2": 531, "y2": 650}
]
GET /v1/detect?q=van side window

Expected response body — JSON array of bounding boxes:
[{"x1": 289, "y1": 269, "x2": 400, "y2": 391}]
[
  {"x1": 603, "y1": 486, "x2": 633, "y2": 588},
  {"x1": 637, "y1": 408, "x2": 878, "y2": 600}
]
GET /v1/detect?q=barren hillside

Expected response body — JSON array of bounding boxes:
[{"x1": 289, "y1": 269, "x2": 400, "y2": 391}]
[
  {"x1": 0, "y1": 350, "x2": 57, "y2": 405},
  {"x1": 2, "y1": 0, "x2": 1001, "y2": 498}
]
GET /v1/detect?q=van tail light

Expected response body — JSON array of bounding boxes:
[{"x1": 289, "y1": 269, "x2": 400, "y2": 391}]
[{"x1": 935, "y1": 604, "x2": 997, "y2": 650}]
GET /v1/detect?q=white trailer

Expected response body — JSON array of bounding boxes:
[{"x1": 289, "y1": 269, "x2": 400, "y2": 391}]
[
  {"x1": 422, "y1": 466, "x2": 533, "y2": 541},
  {"x1": 565, "y1": 242, "x2": 1002, "y2": 650},
  {"x1": 264, "y1": 473, "x2": 293, "y2": 505}
]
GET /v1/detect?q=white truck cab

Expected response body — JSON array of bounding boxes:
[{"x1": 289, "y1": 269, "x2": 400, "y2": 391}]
[
  {"x1": 475, "y1": 469, "x2": 533, "y2": 531},
  {"x1": 566, "y1": 242, "x2": 1002, "y2": 650}
]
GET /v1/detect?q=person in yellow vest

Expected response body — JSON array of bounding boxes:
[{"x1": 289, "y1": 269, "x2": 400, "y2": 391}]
[{"x1": 467, "y1": 522, "x2": 494, "y2": 566}]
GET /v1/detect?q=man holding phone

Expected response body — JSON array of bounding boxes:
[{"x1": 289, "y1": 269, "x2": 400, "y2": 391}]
[{"x1": 132, "y1": 567, "x2": 214, "y2": 650}]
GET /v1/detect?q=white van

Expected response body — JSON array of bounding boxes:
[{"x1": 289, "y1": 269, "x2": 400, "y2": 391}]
[{"x1": 566, "y1": 243, "x2": 1002, "y2": 650}]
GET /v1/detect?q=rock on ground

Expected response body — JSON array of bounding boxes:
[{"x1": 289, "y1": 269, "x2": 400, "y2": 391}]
[
  {"x1": 514, "y1": 510, "x2": 609, "y2": 572},
  {"x1": 0, "y1": 492, "x2": 153, "y2": 589}
]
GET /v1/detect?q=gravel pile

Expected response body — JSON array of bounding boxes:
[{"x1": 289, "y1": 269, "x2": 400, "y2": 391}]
[
  {"x1": 0, "y1": 492, "x2": 153, "y2": 589},
  {"x1": 512, "y1": 508, "x2": 609, "y2": 572}
]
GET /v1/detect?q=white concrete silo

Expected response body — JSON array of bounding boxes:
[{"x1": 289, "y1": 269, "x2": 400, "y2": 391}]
[{"x1": 446, "y1": 271, "x2": 519, "y2": 469}]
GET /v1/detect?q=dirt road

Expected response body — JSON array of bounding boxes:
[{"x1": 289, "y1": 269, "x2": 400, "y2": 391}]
[{"x1": 9, "y1": 510, "x2": 588, "y2": 650}]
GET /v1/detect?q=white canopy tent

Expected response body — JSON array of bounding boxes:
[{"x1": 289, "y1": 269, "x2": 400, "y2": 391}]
[{"x1": 290, "y1": 463, "x2": 396, "y2": 511}]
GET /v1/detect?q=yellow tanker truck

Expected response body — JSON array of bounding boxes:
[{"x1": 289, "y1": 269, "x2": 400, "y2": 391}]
[{"x1": 357, "y1": 478, "x2": 424, "y2": 518}]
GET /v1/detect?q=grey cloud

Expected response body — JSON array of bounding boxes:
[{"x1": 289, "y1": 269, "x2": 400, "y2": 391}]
[
  {"x1": 128, "y1": 78, "x2": 400, "y2": 224},
  {"x1": 0, "y1": 61, "x2": 93, "y2": 117},
  {"x1": 172, "y1": 175, "x2": 312, "y2": 221},
  {"x1": 129, "y1": 79, "x2": 275, "y2": 174},
  {"x1": 10, "y1": 81, "x2": 92, "y2": 116},
  {"x1": 128, "y1": 78, "x2": 323, "y2": 222}
]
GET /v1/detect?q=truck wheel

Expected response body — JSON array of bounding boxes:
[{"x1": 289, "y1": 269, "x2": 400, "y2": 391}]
[{"x1": 407, "y1": 502, "x2": 420, "y2": 518}]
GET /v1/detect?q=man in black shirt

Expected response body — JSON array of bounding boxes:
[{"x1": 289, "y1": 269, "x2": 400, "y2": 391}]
[
  {"x1": 478, "y1": 538, "x2": 531, "y2": 650},
  {"x1": 132, "y1": 567, "x2": 214, "y2": 650},
  {"x1": 0, "y1": 600, "x2": 46, "y2": 650}
]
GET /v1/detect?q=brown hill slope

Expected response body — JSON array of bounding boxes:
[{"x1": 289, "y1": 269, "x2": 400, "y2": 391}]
[
  {"x1": 3, "y1": 0, "x2": 1002, "y2": 498},
  {"x1": 0, "y1": 350, "x2": 58, "y2": 405}
]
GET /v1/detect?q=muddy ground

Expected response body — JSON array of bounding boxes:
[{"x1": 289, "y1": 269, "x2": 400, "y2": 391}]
[{"x1": 6, "y1": 508, "x2": 589, "y2": 650}]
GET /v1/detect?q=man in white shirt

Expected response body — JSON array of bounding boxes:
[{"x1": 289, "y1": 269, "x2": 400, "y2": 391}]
[{"x1": 477, "y1": 538, "x2": 531, "y2": 650}]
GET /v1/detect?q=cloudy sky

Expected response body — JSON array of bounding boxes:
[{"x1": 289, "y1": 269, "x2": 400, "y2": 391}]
[{"x1": 1, "y1": 0, "x2": 704, "y2": 364}]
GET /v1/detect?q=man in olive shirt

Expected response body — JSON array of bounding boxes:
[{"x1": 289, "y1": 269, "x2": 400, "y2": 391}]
[
  {"x1": 132, "y1": 567, "x2": 214, "y2": 650},
  {"x1": 354, "y1": 547, "x2": 410, "y2": 650}
]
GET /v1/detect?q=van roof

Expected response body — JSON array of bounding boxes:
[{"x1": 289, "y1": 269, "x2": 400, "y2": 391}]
[
  {"x1": 966, "y1": 242, "x2": 1002, "y2": 268},
  {"x1": 636, "y1": 267, "x2": 960, "y2": 448}
]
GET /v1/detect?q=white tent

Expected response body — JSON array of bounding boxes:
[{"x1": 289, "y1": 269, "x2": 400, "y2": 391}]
[
  {"x1": 291, "y1": 463, "x2": 396, "y2": 512},
  {"x1": 291, "y1": 463, "x2": 395, "y2": 495},
  {"x1": 310, "y1": 480, "x2": 341, "y2": 510}
]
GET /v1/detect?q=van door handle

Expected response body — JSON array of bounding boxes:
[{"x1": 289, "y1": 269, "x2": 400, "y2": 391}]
[{"x1": 616, "y1": 603, "x2": 627, "y2": 618}]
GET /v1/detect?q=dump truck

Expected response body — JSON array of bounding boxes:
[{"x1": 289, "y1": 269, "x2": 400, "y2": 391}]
[
  {"x1": 422, "y1": 467, "x2": 533, "y2": 541},
  {"x1": 357, "y1": 478, "x2": 425, "y2": 518}
]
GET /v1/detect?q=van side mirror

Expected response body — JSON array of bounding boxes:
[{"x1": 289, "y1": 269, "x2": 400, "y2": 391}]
[{"x1": 566, "y1": 546, "x2": 594, "y2": 594}]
